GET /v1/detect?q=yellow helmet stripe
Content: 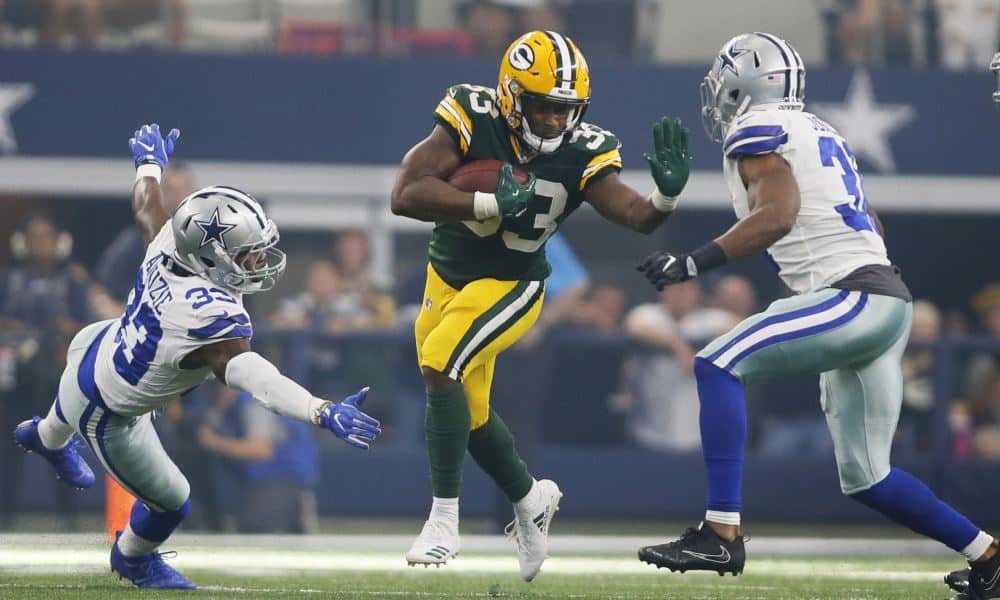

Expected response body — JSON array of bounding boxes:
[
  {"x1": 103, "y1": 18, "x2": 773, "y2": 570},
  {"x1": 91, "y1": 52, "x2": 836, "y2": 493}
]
[
  {"x1": 543, "y1": 30, "x2": 574, "y2": 92},
  {"x1": 579, "y1": 148, "x2": 622, "y2": 190},
  {"x1": 435, "y1": 96, "x2": 472, "y2": 154}
]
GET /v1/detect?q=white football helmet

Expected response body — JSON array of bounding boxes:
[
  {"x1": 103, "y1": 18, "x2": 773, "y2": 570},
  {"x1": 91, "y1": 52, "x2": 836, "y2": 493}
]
[
  {"x1": 701, "y1": 32, "x2": 806, "y2": 142},
  {"x1": 171, "y1": 186, "x2": 286, "y2": 293}
]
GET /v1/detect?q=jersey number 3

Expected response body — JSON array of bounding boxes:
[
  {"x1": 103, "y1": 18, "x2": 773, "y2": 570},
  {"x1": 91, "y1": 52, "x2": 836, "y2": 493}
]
[
  {"x1": 113, "y1": 275, "x2": 163, "y2": 385},
  {"x1": 464, "y1": 179, "x2": 567, "y2": 253},
  {"x1": 818, "y1": 136, "x2": 878, "y2": 235}
]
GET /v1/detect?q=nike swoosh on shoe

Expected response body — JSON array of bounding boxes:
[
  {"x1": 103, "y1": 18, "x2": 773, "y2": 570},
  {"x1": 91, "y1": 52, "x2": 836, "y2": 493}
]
[{"x1": 681, "y1": 546, "x2": 731, "y2": 564}]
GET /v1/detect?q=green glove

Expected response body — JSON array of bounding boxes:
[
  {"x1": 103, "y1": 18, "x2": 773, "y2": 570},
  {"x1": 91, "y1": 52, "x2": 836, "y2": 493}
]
[
  {"x1": 496, "y1": 163, "x2": 536, "y2": 218},
  {"x1": 644, "y1": 116, "x2": 691, "y2": 198}
]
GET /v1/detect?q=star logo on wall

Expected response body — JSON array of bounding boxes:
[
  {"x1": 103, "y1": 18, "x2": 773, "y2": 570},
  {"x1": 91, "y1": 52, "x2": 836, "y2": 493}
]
[
  {"x1": 811, "y1": 70, "x2": 915, "y2": 173},
  {"x1": 0, "y1": 83, "x2": 35, "y2": 154},
  {"x1": 194, "y1": 208, "x2": 237, "y2": 248}
]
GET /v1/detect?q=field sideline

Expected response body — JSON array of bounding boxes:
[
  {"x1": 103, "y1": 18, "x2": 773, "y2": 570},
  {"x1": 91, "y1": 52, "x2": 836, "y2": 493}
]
[{"x1": 0, "y1": 533, "x2": 964, "y2": 599}]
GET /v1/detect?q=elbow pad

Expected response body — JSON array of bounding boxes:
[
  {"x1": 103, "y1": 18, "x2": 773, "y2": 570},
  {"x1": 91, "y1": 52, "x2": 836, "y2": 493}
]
[{"x1": 224, "y1": 351, "x2": 326, "y2": 424}]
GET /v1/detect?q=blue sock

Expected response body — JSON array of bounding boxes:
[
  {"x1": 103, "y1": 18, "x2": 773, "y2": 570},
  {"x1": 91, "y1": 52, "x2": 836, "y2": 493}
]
[
  {"x1": 850, "y1": 467, "x2": 979, "y2": 552},
  {"x1": 695, "y1": 358, "x2": 746, "y2": 513},
  {"x1": 129, "y1": 498, "x2": 191, "y2": 543}
]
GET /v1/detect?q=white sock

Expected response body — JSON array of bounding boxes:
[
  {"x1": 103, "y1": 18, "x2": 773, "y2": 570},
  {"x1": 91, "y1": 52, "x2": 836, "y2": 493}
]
[
  {"x1": 514, "y1": 479, "x2": 541, "y2": 518},
  {"x1": 705, "y1": 510, "x2": 741, "y2": 527},
  {"x1": 37, "y1": 406, "x2": 74, "y2": 450},
  {"x1": 117, "y1": 524, "x2": 160, "y2": 558},
  {"x1": 429, "y1": 497, "x2": 459, "y2": 523},
  {"x1": 962, "y1": 531, "x2": 994, "y2": 561}
]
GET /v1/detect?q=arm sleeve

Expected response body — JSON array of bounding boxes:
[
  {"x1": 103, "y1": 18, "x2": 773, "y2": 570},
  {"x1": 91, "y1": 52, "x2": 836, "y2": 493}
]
[{"x1": 225, "y1": 351, "x2": 327, "y2": 425}]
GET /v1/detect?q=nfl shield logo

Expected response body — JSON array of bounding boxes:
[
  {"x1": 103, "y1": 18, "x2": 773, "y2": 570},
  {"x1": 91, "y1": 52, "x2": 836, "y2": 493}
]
[{"x1": 425, "y1": 297, "x2": 433, "y2": 310}]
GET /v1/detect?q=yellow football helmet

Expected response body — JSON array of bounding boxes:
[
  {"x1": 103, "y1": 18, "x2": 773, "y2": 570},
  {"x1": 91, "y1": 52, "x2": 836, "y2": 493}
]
[{"x1": 497, "y1": 30, "x2": 591, "y2": 154}]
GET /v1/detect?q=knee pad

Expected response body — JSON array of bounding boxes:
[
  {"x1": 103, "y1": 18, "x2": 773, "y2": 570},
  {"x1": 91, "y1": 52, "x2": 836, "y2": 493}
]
[{"x1": 130, "y1": 497, "x2": 191, "y2": 543}]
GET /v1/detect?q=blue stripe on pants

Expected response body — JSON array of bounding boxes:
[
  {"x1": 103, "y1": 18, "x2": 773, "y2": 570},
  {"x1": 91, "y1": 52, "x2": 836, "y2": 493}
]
[
  {"x1": 707, "y1": 290, "x2": 850, "y2": 363},
  {"x1": 721, "y1": 293, "x2": 868, "y2": 370}
]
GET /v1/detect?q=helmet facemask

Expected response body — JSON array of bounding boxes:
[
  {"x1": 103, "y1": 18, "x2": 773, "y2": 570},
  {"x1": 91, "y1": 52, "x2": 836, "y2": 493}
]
[
  {"x1": 513, "y1": 92, "x2": 588, "y2": 154},
  {"x1": 700, "y1": 63, "x2": 751, "y2": 143}
]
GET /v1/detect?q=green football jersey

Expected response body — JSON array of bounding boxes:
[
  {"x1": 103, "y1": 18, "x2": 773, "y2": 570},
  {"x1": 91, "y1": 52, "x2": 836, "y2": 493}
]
[{"x1": 429, "y1": 83, "x2": 623, "y2": 288}]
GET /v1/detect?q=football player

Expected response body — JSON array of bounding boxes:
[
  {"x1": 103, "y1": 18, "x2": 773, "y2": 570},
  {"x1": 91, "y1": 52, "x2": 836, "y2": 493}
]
[
  {"x1": 391, "y1": 30, "x2": 690, "y2": 580},
  {"x1": 13, "y1": 124, "x2": 382, "y2": 589},
  {"x1": 633, "y1": 33, "x2": 1000, "y2": 600}
]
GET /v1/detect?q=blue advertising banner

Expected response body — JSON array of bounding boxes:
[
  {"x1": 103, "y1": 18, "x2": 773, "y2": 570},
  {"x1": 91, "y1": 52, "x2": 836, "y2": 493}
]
[{"x1": 0, "y1": 49, "x2": 997, "y2": 175}]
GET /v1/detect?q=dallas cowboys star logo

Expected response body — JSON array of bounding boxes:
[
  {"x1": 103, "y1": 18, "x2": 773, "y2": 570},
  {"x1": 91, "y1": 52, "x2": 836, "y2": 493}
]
[
  {"x1": 720, "y1": 45, "x2": 754, "y2": 76},
  {"x1": 811, "y1": 70, "x2": 916, "y2": 173},
  {"x1": 0, "y1": 83, "x2": 35, "y2": 154},
  {"x1": 194, "y1": 208, "x2": 237, "y2": 248}
]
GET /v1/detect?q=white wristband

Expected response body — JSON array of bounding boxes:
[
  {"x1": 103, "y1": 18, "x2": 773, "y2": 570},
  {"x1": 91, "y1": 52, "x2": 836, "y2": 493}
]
[
  {"x1": 135, "y1": 163, "x2": 162, "y2": 184},
  {"x1": 648, "y1": 189, "x2": 677, "y2": 213},
  {"x1": 473, "y1": 191, "x2": 500, "y2": 220}
]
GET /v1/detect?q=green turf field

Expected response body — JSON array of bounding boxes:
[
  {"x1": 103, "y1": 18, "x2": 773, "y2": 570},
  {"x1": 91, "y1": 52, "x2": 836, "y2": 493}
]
[
  {"x1": 0, "y1": 532, "x2": 966, "y2": 599},
  {"x1": 0, "y1": 557, "x2": 962, "y2": 600}
]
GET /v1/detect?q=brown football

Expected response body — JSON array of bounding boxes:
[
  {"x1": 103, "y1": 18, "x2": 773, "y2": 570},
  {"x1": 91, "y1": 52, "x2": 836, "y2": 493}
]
[{"x1": 447, "y1": 159, "x2": 529, "y2": 193}]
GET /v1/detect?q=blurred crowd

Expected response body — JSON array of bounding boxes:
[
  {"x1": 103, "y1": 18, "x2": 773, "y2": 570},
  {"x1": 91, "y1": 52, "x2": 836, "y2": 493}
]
[
  {"x1": 0, "y1": 0, "x2": 995, "y2": 69},
  {"x1": 1, "y1": 169, "x2": 999, "y2": 531}
]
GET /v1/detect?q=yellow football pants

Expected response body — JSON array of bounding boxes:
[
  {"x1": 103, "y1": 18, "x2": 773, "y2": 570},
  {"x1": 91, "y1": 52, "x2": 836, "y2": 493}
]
[{"x1": 414, "y1": 264, "x2": 545, "y2": 429}]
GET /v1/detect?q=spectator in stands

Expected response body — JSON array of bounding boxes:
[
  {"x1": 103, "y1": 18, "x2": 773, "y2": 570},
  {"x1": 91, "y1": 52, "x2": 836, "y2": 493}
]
[
  {"x1": 518, "y1": 232, "x2": 590, "y2": 348},
  {"x1": 899, "y1": 299, "x2": 942, "y2": 452},
  {"x1": 0, "y1": 214, "x2": 93, "y2": 529},
  {"x1": 935, "y1": 0, "x2": 1000, "y2": 70},
  {"x1": 458, "y1": 0, "x2": 517, "y2": 56},
  {"x1": 823, "y1": 0, "x2": 915, "y2": 65},
  {"x1": 95, "y1": 162, "x2": 195, "y2": 302},
  {"x1": 331, "y1": 229, "x2": 396, "y2": 330},
  {"x1": 23, "y1": 0, "x2": 185, "y2": 48},
  {"x1": 197, "y1": 386, "x2": 319, "y2": 533},
  {"x1": 709, "y1": 275, "x2": 758, "y2": 322},
  {"x1": 271, "y1": 258, "x2": 387, "y2": 333},
  {"x1": 620, "y1": 280, "x2": 739, "y2": 452},
  {"x1": 962, "y1": 283, "x2": 1000, "y2": 458}
]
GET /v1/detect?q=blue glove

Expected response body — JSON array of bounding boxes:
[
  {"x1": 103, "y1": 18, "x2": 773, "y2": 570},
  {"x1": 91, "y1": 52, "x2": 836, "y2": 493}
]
[
  {"x1": 317, "y1": 387, "x2": 381, "y2": 450},
  {"x1": 128, "y1": 123, "x2": 180, "y2": 169}
]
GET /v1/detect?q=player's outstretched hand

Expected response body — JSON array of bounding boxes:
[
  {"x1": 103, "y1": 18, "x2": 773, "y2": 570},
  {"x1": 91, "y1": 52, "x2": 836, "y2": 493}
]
[
  {"x1": 644, "y1": 117, "x2": 691, "y2": 198},
  {"x1": 129, "y1": 123, "x2": 181, "y2": 169},
  {"x1": 637, "y1": 249, "x2": 696, "y2": 290},
  {"x1": 318, "y1": 387, "x2": 382, "y2": 450},
  {"x1": 496, "y1": 163, "x2": 536, "y2": 219}
]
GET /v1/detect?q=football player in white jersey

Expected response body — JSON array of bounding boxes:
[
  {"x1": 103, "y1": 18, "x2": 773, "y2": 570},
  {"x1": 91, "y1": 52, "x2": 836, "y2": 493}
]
[
  {"x1": 634, "y1": 33, "x2": 1000, "y2": 599},
  {"x1": 13, "y1": 123, "x2": 382, "y2": 590}
]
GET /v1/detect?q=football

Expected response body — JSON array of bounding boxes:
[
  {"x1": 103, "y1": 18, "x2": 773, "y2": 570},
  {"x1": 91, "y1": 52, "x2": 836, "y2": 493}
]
[{"x1": 447, "y1": 159, "x2": 529, "y2": 193}]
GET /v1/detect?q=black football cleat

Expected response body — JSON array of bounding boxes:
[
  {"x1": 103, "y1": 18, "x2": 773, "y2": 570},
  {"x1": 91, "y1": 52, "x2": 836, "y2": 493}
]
[
  {"x1": 638, "y1": 522, "x2": 746, "y2": 576},
  {"x1": 946, "y1": 568, "x2": 970, "y2": 593},
  {"x1": 959, "y1": 543, "x2": 1000, "y2": 599}
]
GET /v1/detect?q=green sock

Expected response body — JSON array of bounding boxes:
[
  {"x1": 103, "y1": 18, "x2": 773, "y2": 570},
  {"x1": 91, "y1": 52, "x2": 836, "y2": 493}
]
[
  {"x1": 425, "y1": 385, "x2": 471, "y2": 498},
  {"x1": 468, "y1": 409, "x2": 533, "y2": 502}
]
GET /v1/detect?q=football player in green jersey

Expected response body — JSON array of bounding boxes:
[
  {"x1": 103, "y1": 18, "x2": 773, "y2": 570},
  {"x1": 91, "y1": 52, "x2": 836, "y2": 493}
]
[{"x1": 390, "y1": 30, "x2": 690, "y2": 581}]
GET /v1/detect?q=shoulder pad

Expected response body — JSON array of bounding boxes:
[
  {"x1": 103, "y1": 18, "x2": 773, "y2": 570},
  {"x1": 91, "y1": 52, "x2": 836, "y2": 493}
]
[
  {"x1": 434, "y1": 84, "x2": 498, "y2": 156},
  {"x1": 723, "y1": 110, "x2": 789, "y2": 159},
  {"x1": 571, "y1": 122, "x2": 623, "y2": 190},
  {"x1": 186, "y1": 309, "x2": 252, "y2": 341}
]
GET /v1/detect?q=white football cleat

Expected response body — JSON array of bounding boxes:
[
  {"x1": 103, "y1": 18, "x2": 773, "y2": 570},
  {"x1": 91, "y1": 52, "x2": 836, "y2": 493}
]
[
  {"x1": 405, "y1": 518, "x2": 460, "y2": 567},
  {"x1": 505, "y1": 479, "x2": 563, "y2": 582}
]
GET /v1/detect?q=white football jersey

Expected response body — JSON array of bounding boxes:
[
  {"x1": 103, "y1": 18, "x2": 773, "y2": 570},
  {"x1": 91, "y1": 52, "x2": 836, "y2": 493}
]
[
  {"x1": 721, "y1": 106, "x2": 889, "y2": 294},
  {"x1": 92, "y1": 223, "x2": 252, "y2": 417}
]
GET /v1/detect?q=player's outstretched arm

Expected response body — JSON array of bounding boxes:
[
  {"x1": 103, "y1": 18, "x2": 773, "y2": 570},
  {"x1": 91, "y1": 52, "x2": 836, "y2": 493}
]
[
  {"x1": 637, "y1": 152, "x2": 799, "y2": 290},
  {"x1": 585, "y1": 117, "x2": 689, "y2": 234},
  {"x1": 128, "y1": 123, "x2": 181, "y2": 248},
  {"x1": 183, "y1": 338, "x2": 382, "y2": 450}
]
